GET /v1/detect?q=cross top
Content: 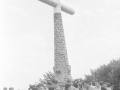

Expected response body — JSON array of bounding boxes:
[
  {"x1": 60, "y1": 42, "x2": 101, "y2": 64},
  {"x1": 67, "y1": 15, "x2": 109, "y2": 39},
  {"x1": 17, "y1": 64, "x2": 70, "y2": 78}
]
[{"x1": 38, "y1": 0, "x2": 75, "y2": 15}]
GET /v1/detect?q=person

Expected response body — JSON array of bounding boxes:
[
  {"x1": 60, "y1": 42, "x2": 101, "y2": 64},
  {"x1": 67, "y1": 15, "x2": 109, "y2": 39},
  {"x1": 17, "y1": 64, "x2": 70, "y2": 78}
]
[
  {"x1": 85, "y1": 81, "x2": 96, "y2": 90},
  {"x1": 82, "y1": 82, "x2": 88, "y2": 90},
  {"x1": 110, "y1": 85, "x2": 114, "y2": 90},
  {"x1": 59, "y1": 83, "x2": 65, "y2": 90},
  {"x1": 117, "y1": 83, "x2": 120, "y2": 90},
  {"x1": 73, "y1": 82, "x2": 79, "y2": 88},
  {"x1": 28, "y1": 84, "x2": 38, "y2": 90},
  {"x1": 47, "y1": 81, "x2": 54, "y2": 90},
  {"x1": 101, "y1": 82, "x2": 107, "y2": 90},
  {"x1": 91, "y1": 82, "x2": 96, "y2": 89},
  {"x1": 78, "y1": 82, "x2": 83, "y2": 90},
  {"x1": 95, "y1": 82, "x2": 101, "y2": 90},
  {"x1": 65, "y1": 80, "x2": 79, "y2": 90},
  {"x1": 106, "y1": 83, "x2": 111, "y2": 90},
  {"x1": 65, "y1": 83, "x2": 71, "y2": 90},
  {"x1": 99, "y1": 81, "x2": 103, "y2": 86},
  {"x1": 68, "y1": 84, "x2": 79, "y2": 90},
  {"x1": 52, "y1": 79, "x2": 61, "y2": 90},
  {"x1": 38, "y1": 86, "x2": 45, "y2": 90}
]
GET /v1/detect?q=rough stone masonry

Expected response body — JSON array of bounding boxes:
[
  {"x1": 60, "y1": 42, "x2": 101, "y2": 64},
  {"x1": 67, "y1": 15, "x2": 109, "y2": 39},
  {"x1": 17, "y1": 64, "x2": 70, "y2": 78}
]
[{"x1": 53, "y1": 13, "x2": 73, "y2": 83}]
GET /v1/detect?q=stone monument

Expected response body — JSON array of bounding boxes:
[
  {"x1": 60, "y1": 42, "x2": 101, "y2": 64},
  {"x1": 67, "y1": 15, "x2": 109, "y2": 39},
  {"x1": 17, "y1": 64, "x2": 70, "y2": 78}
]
[{"x1": 38, "y1": 0, "x2": 75, "y2": 83}]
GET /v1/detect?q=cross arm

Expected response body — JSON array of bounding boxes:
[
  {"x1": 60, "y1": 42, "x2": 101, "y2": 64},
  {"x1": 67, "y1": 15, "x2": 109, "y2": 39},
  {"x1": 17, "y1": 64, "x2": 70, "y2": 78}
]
[{"x1": 38, "y1": 0, "x2": 75, "y2": 15}]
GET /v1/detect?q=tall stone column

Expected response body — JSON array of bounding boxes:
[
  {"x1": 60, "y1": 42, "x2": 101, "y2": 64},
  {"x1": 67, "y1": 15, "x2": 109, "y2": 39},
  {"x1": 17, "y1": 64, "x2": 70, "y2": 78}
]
[{"x1": 53, "y1": 2, "x2": 73, "y2": 83}]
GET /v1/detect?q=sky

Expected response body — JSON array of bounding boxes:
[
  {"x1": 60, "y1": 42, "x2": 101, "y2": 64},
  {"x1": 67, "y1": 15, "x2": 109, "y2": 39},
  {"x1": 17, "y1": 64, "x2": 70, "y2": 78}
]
[{"x1": 0, "y1": 0, "x2": 120, "y2": 89}]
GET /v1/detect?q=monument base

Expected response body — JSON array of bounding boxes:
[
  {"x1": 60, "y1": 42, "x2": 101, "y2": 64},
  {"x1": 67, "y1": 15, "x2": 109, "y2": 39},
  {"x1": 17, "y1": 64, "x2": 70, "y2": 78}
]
[{"x1": 53, "y1": 65, "x2": 73, "y2": 83}]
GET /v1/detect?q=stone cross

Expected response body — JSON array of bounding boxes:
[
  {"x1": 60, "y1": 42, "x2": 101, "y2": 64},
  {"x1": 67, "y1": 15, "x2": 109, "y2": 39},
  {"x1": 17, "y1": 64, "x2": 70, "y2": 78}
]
[{"x1": 38, "y1": 0, "x2": 75, "y2": 83}]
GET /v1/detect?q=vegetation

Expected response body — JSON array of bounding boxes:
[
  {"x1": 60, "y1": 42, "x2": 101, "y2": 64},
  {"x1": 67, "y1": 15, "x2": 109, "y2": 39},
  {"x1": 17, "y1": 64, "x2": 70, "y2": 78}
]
[
  {"x1": 29, "y1": 58, "x2": 120, "y2": 90},
  {"x1": 84, "y1": 58, "x2": 120, "y2": 89}
]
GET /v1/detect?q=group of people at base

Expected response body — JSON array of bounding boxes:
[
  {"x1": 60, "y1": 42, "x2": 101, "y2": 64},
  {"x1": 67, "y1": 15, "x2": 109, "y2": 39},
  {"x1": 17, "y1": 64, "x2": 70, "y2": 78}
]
[
  {"x1": 81, "y1": 81, "x2": 113, "y2": 90},
  {"x1": 40, "y1": 79, "x2": 80, "y2": 90},
  {"x1": 29, "y1": 80, "x2": 120, "y2": 90}
]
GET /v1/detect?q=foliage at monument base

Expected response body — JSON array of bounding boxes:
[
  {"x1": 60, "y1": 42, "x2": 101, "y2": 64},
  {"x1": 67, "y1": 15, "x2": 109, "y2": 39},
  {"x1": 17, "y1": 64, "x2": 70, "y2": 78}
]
[
  {"x1": 84, "y1": 58, "x2": 120, "y2": 89},
  {"x1": 29, "y1": 58, "x2": 120, "y2": 90}
]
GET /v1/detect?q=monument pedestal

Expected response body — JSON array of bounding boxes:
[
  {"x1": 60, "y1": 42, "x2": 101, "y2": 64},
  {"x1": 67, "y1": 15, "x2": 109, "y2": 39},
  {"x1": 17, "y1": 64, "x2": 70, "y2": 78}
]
[{"x1": 53, "y1": 65, "x2": 72, "y2": 83}]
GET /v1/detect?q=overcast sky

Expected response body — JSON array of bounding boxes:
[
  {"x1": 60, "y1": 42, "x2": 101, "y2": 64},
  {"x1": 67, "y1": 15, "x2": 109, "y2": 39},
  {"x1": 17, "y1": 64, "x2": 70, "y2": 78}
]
[{"x1": 0, "y1": 0, "x2": 120, "y2": 90}]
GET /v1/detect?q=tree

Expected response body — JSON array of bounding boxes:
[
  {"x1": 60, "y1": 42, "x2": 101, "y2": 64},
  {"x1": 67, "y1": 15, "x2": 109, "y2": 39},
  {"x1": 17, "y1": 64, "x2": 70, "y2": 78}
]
[
  {"x1": 43, "y1": 71, "x2": 55, "y2": 82},
  {"x1": 29, "y1": 71, "x2": 55, "y2": 90},
  {"x1": 84, "y1": 58, "x2": 120, "y2": 89}
]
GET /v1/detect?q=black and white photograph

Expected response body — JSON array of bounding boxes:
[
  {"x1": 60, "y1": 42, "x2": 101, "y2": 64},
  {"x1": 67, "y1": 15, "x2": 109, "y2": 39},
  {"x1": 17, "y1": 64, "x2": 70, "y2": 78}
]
[{"x1": 0, "y1": 0, "x2": 120, "y2": 90}]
